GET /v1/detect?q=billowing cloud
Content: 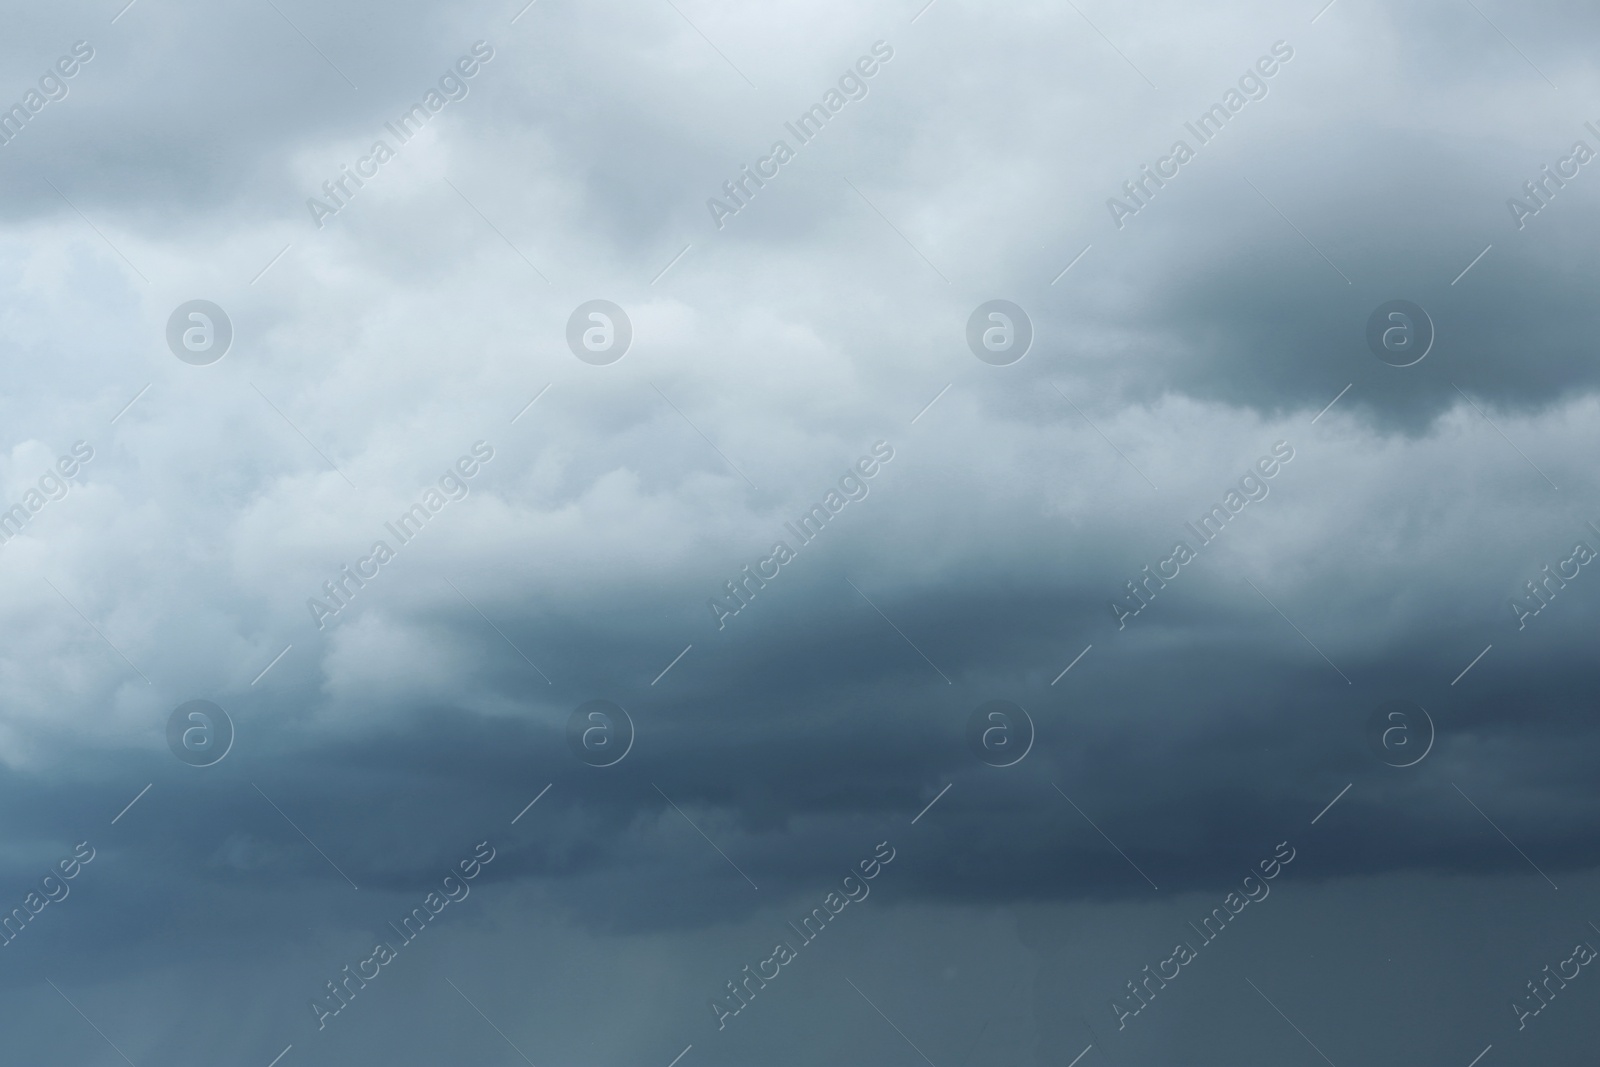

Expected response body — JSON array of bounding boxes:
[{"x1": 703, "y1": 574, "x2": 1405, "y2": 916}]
[{"x1": 0, "y1": 0, "x2": 1596, "y2": 1063}]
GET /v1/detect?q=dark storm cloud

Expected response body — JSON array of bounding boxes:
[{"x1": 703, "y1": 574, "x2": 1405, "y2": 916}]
[
  {"x1": 2, "y1": 0, "x2": 1599, "y2": 1064},
  {"x1": 25, "y1": 529, "x2": 1591, "y2": 935}
]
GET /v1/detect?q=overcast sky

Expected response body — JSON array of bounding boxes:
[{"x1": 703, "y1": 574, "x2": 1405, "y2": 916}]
[{"x1": 1, "y1": 0, "x2": 1598, "y2": 1064}]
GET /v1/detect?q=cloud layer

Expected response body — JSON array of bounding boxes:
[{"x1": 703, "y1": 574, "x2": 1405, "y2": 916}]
[{"x1": 0, "y1": 0, "x2": 1596, "y2": 1063}]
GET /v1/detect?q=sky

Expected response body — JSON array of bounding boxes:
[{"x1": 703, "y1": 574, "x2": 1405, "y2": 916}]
[{"x1": 0, "y1": 0, "x2": 1598, "y2": 1064}]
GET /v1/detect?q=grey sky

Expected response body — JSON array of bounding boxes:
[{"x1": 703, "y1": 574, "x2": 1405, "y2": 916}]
[{"x1": 0, "y1": 0, "x2": 1596, "y2": 1064}]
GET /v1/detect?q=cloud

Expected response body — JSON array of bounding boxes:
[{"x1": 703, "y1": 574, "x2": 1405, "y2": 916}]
[{"x1": 0, "y1": 0, "x2": 1597, "y2": 1062}]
